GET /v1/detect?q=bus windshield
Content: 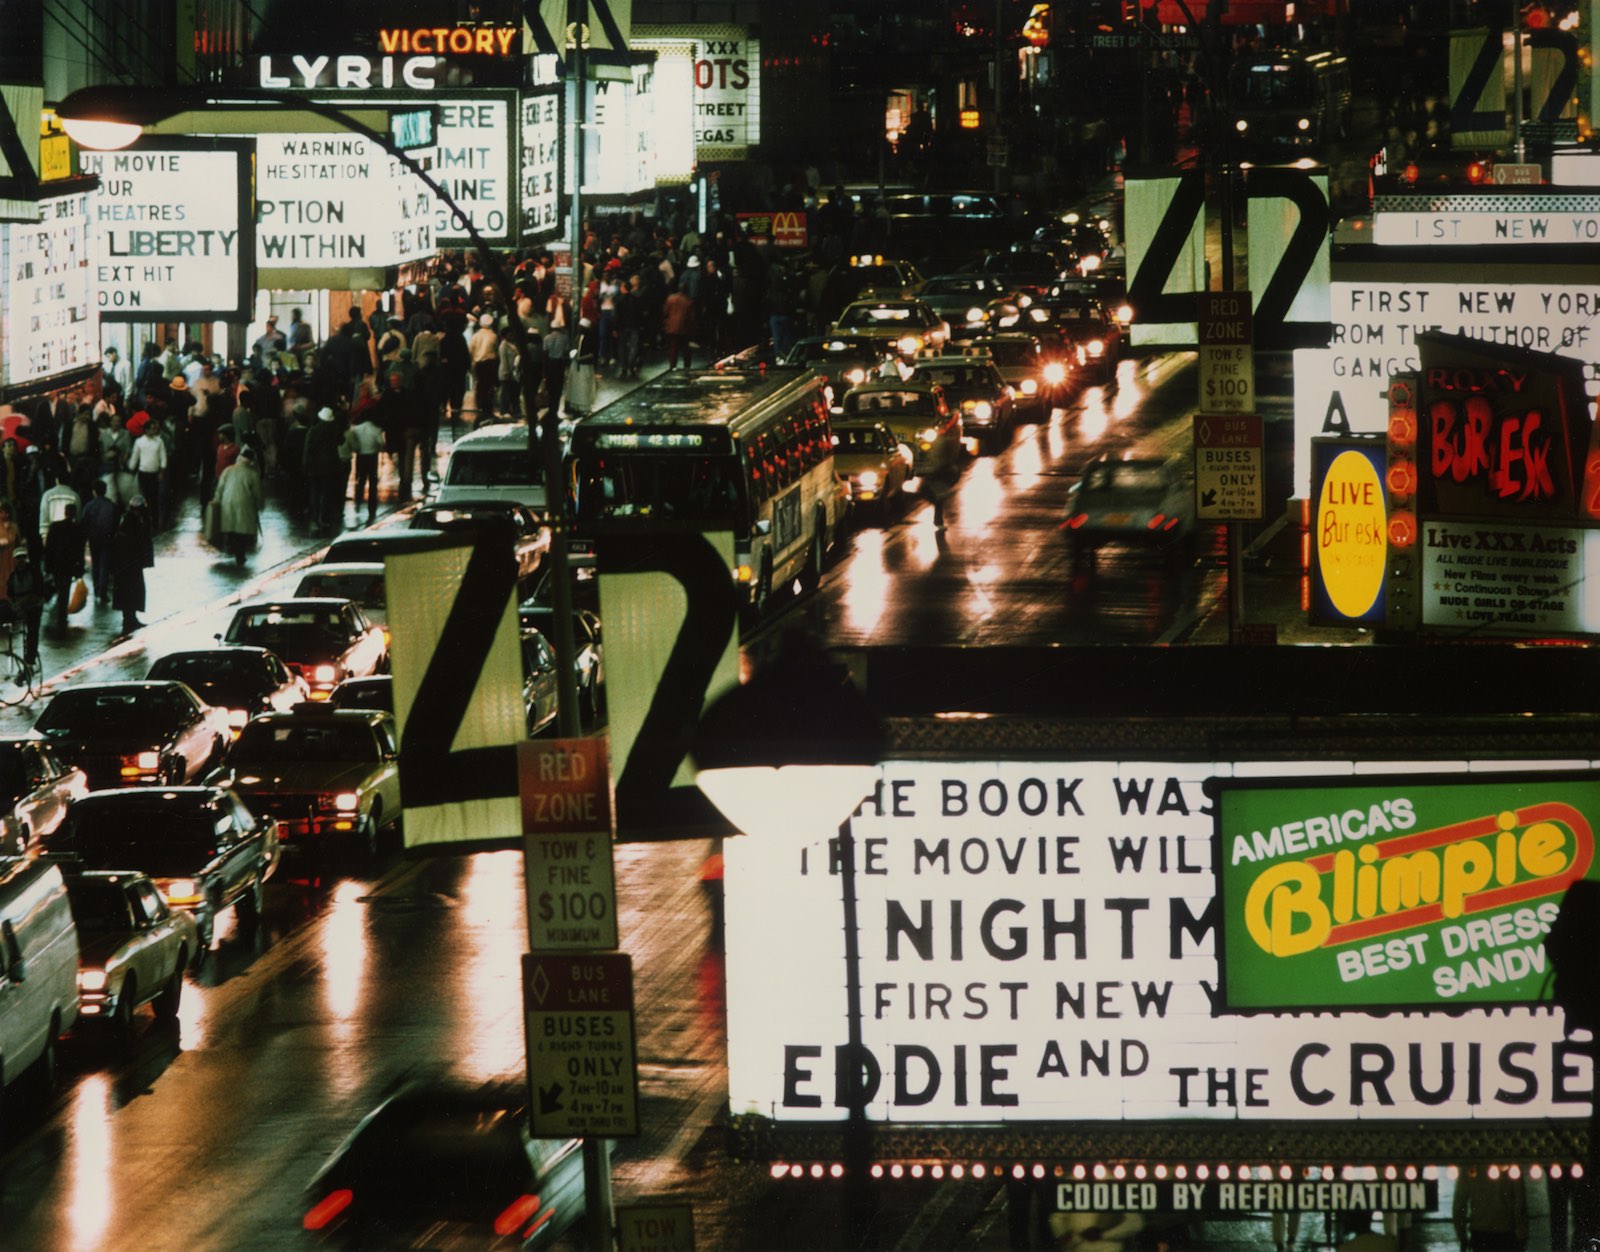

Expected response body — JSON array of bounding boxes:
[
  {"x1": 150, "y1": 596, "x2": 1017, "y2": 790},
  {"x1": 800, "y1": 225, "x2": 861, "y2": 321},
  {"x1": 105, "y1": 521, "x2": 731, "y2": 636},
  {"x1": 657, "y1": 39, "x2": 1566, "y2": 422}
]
[
  {"x1": 572, "y1": 453, "x2": 745, "y2": 523},
  {"x1": 1235, "y1": 62, "x2": 1314, "y2": 107}
]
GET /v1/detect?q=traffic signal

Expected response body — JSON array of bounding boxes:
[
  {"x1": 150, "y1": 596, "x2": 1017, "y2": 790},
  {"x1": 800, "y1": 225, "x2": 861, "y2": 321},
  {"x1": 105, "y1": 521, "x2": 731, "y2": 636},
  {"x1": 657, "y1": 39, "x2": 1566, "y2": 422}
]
[{"x1": 1384, "y1": 375, "x2": 1420, "y2": 631}]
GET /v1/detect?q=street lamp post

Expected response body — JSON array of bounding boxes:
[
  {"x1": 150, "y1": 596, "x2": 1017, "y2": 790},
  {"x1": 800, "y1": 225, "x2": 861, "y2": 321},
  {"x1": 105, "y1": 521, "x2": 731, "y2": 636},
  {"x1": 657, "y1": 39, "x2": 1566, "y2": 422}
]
[
  {"x1": 693, "y1": 636, "x2": 886, "y2": 1248},
  {"x1": 56, "y1": 79, "x2": 604, "y2": 1247}
]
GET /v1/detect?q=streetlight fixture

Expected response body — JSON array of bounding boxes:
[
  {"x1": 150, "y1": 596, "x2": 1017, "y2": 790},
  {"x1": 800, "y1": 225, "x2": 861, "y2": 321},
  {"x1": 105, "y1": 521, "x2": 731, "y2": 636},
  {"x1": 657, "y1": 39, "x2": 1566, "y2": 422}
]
[{"x1": 693, "y1": 634, "x2": 885, "y2": 1248}]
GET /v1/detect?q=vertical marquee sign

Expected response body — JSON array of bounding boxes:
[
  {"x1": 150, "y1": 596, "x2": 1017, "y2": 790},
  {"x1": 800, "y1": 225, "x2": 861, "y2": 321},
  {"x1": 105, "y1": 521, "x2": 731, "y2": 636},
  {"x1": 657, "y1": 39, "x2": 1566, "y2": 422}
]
[
  {"x1": 1, "y1": 190, "x2": 97, "y2": 388},
  {"x1": 81, "y1": 138, "x2": 253, "y2": 323}
]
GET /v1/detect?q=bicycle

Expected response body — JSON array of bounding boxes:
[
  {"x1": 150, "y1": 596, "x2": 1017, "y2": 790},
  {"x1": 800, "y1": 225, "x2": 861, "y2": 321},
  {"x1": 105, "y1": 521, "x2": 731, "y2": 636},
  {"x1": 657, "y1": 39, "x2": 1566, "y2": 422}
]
[{"x1": 0, "y1": 613, "x2": 42, "y2": 704}]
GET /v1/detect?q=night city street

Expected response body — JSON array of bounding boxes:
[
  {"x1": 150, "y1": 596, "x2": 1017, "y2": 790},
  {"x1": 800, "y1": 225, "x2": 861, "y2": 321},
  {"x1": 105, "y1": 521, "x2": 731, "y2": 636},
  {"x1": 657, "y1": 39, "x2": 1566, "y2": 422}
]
[{"x1": 0, "y1": 3, "x2": 1598, "y2": 1251}]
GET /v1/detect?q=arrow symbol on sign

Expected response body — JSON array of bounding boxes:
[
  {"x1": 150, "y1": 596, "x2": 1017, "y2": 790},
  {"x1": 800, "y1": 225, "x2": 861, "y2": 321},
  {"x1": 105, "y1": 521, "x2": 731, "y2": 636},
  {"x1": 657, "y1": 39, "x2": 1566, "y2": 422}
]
[
  {"x1": 1201, "y1": 488, "x2": 1217, "y2": 507},
  {"x1": 539, "y1": 1082, "x2": 566, "y2": 1114}
]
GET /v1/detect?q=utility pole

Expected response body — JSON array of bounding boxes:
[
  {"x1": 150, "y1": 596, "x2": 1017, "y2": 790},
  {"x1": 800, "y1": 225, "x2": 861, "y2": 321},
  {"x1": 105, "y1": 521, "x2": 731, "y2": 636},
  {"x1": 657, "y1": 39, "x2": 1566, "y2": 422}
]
[{"x1": 993, "y1": 0, "x2": 1005, "y2": 192}]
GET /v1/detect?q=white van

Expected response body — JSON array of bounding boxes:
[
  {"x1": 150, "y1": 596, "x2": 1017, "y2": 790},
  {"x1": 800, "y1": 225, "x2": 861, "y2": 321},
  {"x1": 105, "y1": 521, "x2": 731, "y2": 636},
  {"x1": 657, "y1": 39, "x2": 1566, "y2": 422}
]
[
  {"x1": 437, "y1": 425, "x2": 546, "y2": 511},
  {"x1": 0, "y1": 858, "x2": 79, "y2": 1105}
]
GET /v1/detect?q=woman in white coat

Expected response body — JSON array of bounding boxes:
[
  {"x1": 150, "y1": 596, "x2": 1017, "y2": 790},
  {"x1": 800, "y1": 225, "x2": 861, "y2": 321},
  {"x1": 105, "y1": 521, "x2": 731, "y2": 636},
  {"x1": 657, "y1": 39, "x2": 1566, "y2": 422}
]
[{"x1": 214, "y1": 445, "x2": 264, "y2": 565}]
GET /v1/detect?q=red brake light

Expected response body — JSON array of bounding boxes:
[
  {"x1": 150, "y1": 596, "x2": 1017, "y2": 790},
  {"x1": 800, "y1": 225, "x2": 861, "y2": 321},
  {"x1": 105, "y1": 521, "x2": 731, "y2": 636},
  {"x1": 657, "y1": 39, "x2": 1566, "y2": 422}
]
[
  {"x1": 495, "y1": 1195, "x2": 541, "y2": 1237},
  {"x1": 304, "y1": 1189, "x2": 354, "y2": 1231},
  {"x1": 1147, "y1": 515, "x2": 1166, "y2": 530}
]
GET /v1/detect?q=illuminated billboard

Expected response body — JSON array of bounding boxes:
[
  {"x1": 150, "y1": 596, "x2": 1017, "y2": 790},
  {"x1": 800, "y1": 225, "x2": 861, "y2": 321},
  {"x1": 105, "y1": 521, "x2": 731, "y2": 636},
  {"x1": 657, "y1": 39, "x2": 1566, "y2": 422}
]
[
  {"x1": 725, "y1": 759, "x2": 1591, "y2": 1127},
  {"x1": 632, "y1": 25, "x2": 761, "y2": 162},
  {"x1": 1308, "y1": 437, "x2": 1386, "y2": 626},
  {"x1": 81, "y1": 139, "x2": 252, "y2": 323},
  {"x1": 2, "y1": 190, "x2": 97, "y2": 387},
  {"x1": 1217, "y1": 772, "x2": 1598, "y2": 1011},
  {"x1": 519, "y1": 90, "x2": 562, "y2": 240}
]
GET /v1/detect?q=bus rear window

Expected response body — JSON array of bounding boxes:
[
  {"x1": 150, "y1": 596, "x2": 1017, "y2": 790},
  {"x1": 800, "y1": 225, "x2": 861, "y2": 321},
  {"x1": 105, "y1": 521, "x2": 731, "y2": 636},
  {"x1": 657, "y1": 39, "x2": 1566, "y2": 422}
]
[{"x1": 573, "y1": 455, "x2": 743, "y2": 522}]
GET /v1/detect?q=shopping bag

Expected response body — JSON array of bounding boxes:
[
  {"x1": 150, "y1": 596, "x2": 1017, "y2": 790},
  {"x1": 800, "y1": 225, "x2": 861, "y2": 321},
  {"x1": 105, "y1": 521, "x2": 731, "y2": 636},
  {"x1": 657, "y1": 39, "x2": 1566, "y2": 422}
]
[
  {"x1": 203, "y1": 500, "x2": 224, "y2": 547},
  {"x1": 567, "y1": 362, "x2": 597, "y2": 415},
  {"x1": 68, "y1": 577, "x2": 87, "y2": 615}
]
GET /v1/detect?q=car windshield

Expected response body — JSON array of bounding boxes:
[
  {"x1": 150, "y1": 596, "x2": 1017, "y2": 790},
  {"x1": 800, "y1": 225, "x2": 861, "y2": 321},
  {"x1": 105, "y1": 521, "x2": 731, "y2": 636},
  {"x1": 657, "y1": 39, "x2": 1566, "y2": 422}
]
[
  {"x1": 148, "y1": 655, "x2": 268, "y2": 704},
  {"x1": 845, "y1": 390, "x2": 934, "y2": 416},
  {"x1": 228, "y1": 609, "x2": 348, "y2": 649},
  {"x1": 977, "y1": 342, "x2": 1035, "y2": 367},
  {"x1": 296, "y1": 573, "x2": 386, "y2": 607},
  {"x1": 922, "y1": 277, "x2": 994, "y2": 297},
  {"x1": 444, "y1": 450, "x2": 536, "y2": 488},
  {"x1": 233, "y1": 720, "x2": 378, "y2": 761},
  {"x1": 915, "y1": 366, "x2": 990, "y2": 390},
  {"x1": 839, "y1": 305, "x2": 916, "y2": 327},
  {"x1": 67, "y1": 879, "x2": 135, "y2": 931},
  {"x1": 330, "y1": 682, "x2": 393, "y2": 713},
  {"x1": 66, "y1": 810, "x2": 220, "y2": 875},
  {"x1": 983, "y1": 252, "x2": 1056, "y2": 277},
  {"x1": 832, "y1": 427, "x2": 887, "y2": 451},
  {"x1": 37, "y1": 689, "x2": 187, "y2": 737}
]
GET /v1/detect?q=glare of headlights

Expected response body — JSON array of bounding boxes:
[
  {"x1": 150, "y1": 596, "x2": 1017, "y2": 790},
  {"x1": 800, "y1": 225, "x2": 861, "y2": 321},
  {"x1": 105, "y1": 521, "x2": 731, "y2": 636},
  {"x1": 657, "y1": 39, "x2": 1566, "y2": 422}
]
[
  {"x1": 334, "y1": 792, "x2": 359, "y2": 812},
  {"x1": 857, "y1": 470, "x2": 880, "y2": 489},
  {"x1": 1017, "y1": 294, "x2": 1033, "y2": 307},
  {"x1": 1088, "y1": 339, "x2": 1106, "y2": 357},
  {"x1": 1115, "y1": 304, "x2": 1134, "y2": 324},
  {"x1": 165, "y1": 878, "x2": 198, "y2": 901},
  {"x1": 1297, "y1": 117, "x2": 1311, "y2": 131},
  {"x1": 896, "y1": 335, "x2": 921, "y2": 356},
  {"x1": 1042, "y1": 362, "x2": 1066, "y2": 384},
  {"x1": 1235, "y1": 119, "x2": 1248, "y2": 132},
  {"x1": 1020, "y1": 378, "x2": 1039, "y2": 394},
  {"x1": 227, "y1": 709, "x2": 248, "y2": 728},
  {"x1": 844, "y1": 367, "x2": 866, "y2": 384},
  {"x1": 79, "y1": 969, "x2": 107, "y2": 991},
  {"x1": 973, "y1": 401, "x2": 993, "y2": 420},
  {"x1": 314, "y1": 664, "x2": 338, "y2": 683},
  {"x1": 965, "y1": 307, "x2": 986, "y2": 323},
  {"x1": 1078, "y1": 254, "x2": 1102, "y2": 273},
  {"x1": 917, "y1": 426, "x2": 939, "y2": 444}
]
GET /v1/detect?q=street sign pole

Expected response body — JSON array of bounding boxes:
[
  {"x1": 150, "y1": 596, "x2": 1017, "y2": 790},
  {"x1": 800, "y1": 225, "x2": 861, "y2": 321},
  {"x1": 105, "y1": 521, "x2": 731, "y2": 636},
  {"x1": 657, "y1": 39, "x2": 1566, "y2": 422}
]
[{"x1": 1195, "y1": 294, "x2": 1258, "y2": 645}]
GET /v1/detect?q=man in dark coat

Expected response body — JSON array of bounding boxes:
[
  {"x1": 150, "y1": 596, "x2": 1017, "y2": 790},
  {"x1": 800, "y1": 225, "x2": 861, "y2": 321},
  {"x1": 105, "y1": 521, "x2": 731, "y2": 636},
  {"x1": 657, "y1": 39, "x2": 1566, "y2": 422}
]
[
  {"x1": 43, "y1": 500, "x2": 85, "y2": 632},
  {"x1": 110, "y1": 500, "x2": 152, "y2": 634},
  {"x1": 6, "y1": 546, "x2": 44, "y2": 673},
  {"x1": 80, "y1": 480, "x2": 118, "y2": 606}
]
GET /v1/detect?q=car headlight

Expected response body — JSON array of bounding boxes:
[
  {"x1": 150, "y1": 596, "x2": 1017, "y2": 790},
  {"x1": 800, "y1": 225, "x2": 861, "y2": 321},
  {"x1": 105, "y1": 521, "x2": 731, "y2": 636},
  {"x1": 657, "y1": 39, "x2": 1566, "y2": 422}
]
[
  {"x1": 1042, "y1": 362, "x2": 1066, "y2": 385},
  {"x1": 227, "y1": 708, "x2": 248, "y2": 729},
  {"x1": 121, "y1": 750, "x2": 161, "y2": 778},
  {"x1": 1235, "y1": 118, "x2": 1248, "y2": 132},
  {"x1": 1020, "y1": 378, "x2": 1039, "y2": 395},
  {"x1": 313, "y1": 664, "x2": 338, "y2": 684},
  {"x1": 1114, "y1": 303, "x2": 1134, "y2": 325},
  {"x1": 965, "y1": 307, "x2": 986, "y2": 323},
  {"x1": 856, "y1": 470, "x2": 880, "y2": 490},
  {"x1": 1078, "y1": 254, "x2": 1102, "y2": 274},
  {"x1": 917, "y1": 426, "x2": 939, "y2": 445},
  {"x1": 843, "y1": 366, "x2": 867, "y2": 385},
  {"x1": 1017, "y1": 294, "x2": 1033, "y2": 307},
  {"x1": 1087, "y1": 339, "x2": 1106, "y2": 357},
  {"x1": 334, "y1": 792, "x2": 359, "y2": 812},
  {"x1": 79, "y1": 968, "x2": 107, "y2": 991},
  {"x1": 896, "y1": 335, "x2": 922, "y2": 356},
  {"x1": 972, "y1": 401, "x2": 993, "y2": 420},
  {"x1": 1297, "y1": 116, "x2": 1311, "y2": 131}
]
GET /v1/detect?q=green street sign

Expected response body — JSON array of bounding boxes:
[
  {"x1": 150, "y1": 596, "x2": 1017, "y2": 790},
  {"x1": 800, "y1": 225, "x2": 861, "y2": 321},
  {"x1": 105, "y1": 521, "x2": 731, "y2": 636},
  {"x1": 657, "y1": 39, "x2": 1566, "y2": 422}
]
[
  {"x1": 1214, "y1": 771, "x2": 1599, "y2": 1011},
  {"x1": 389, "y1": 107, "x2": 437, "y2": 152}
]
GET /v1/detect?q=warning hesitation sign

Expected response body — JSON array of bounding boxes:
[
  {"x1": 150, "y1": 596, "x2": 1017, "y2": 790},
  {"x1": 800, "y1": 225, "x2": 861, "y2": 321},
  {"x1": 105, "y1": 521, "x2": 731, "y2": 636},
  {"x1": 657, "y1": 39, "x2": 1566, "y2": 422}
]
[{"x1": 1194, "y1": 414, "x2": 1264, "y2": 521}]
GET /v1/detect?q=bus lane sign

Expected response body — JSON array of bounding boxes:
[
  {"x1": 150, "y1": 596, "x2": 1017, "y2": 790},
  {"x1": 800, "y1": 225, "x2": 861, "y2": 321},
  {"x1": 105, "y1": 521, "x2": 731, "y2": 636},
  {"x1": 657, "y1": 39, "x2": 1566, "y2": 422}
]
[
  {"x1": 525, "y1": 952, "x2": 639, "y2": 1137},
  {"x1": 1195, "y1": 414, "x2": 1264, "y2": 521}
]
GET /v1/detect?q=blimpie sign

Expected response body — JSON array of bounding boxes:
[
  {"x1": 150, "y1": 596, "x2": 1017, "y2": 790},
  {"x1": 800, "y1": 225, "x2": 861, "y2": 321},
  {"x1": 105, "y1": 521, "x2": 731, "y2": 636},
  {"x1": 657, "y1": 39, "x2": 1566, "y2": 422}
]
[
  {"x1": 725, "y1": 760, "x2": 1594, "y2": 1127},
  {"x1": 1216, "y1": 772, "x2": 1596, "y2": 1010}
]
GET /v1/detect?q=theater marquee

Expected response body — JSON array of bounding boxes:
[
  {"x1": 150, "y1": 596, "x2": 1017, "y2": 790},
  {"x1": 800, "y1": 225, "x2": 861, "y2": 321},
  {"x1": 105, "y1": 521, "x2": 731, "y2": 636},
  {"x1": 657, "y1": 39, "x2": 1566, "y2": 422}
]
[{"x1": 724, "y1": 759, "x2": 1592, "y2": 1130}]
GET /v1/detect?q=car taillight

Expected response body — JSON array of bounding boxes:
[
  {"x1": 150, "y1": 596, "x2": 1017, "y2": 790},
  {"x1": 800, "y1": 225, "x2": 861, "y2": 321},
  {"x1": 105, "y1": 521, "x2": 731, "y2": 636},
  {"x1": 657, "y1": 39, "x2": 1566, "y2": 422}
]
[
  {"x1": 1061, "y1": 513, "x2": 1087, "y2": 530},
  {"x1": 1148, "y1": 515, "x2": 1166, "y2": 530},
  {"x1": 494, "y1": 1195, "x2": 541, "y2": 1237},
  {"x1": 304, "y1": 1189, "x2": 355, "y2": 1231},
  {"x1": 120, "y1": 751, "x2": 160, "y2": 778}
]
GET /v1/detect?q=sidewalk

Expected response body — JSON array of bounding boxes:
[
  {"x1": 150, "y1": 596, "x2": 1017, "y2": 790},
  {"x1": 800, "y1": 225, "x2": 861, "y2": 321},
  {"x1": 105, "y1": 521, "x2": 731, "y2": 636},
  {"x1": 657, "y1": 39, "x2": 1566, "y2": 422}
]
[{"x1": 11, "y1": 351, "x2": 677, "y2": 706}]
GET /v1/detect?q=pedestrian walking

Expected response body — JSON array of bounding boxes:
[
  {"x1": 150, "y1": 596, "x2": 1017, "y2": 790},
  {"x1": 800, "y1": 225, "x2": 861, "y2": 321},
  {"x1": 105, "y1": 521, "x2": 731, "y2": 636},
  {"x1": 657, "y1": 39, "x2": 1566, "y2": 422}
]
[
  {"x1": 304, "y1": 406, "x2": 349, "y2": 535},
  {"x1": 128, "y1": 412, "x2": 167, "y2": 529},
  {"x1": 43, "y1": 500, "x2": 84, "y2": 632},
  {"x1": 616, "y1": 276, "x2": 644, "y2": 380},
  {"x1": 663, "y1": 281, "x2": 695, "y2": 369},
  {"x1": 215, "y1": 447, "x2": 264, "y2": 566},
  {"x1": 542, "y1": 317, "x2": 571, "y2": 421},
  {"x1": 496, "y1": 330, "x2": 522, "y2": 419},
  {"x1": 346, "y1": 402, "x2": 384, "y2": 523},
  {"x1": 469, "y1": 313, "x2": 500, "y2": 421},
  {"x1": 37, "y1": 474, "x2": 79, "y2": 547},
  {"x1": 110, "y1": 502, "x2": 152, "y2": 634},
  {"x1": 80, "y1": 481, "x2": 117, "y2": 606}
]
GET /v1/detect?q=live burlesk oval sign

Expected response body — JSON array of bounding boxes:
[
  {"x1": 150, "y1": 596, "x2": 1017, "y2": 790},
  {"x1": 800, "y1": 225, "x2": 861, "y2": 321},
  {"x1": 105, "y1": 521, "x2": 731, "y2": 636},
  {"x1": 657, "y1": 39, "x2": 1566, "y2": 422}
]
[{"x1": 1216, "y1": 773, "x2": 1598, "y2": 1011}]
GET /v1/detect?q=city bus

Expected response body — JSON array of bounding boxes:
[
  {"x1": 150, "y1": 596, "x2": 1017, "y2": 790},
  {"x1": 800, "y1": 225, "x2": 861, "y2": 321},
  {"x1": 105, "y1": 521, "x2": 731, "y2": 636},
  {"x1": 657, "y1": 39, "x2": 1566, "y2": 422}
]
[
  {"x1": 1228, "y1": 47, "x2": 1351, "y2": 156},
  {"x1": 567, "y1": 367, "x2": 849, "y2": 622}
]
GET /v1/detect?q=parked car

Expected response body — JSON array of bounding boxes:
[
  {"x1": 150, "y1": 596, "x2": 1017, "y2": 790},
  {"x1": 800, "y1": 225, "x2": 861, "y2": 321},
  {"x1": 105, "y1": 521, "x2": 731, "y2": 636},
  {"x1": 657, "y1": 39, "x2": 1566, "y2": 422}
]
[
  {"x1": 409, "y1": 499, "x2": 550, "y2": 585},
  {"x1": 519, "y1": 629, "x2": 561, "y2": 738},
  {"x1": 293, "y1": 563, "x2": 389, "y2": 631},
  {"x1": 830, "y1": 419, "x2": 913, "y2": 522},
  {"x1": 226, "y1": 707, "x2": 400, "y2": 865},
  {"x1": 0, "y1": 858, "x2": 79, "y2": 1099},
  {"x1": 911, "y1": 356, "x2": 1016, "y2": 453},
  {"x1": 302, "y1": 1079, "x2": 585, "y2": 1248},
  {"x1": 220, "y1": 599, "x2": 388, "y2": 699},
  {"x1": 1063, "y1": 456, "x2": 1196, "y2": 566},
  {"x1": 516, "y1": 602, "x2": 604, "y2": 729},
  {"x1": 0, "y1": 737, "x2": 87, "y2": 855},
  {"x1": 146, "y1": 647, "x2": 310, "y2": 737},
  {"x1": 33, "y1": 681, "x2": 231, "y2": 788},
  {"x1": 838, "y1": 377, "x2": 964, "y2": 481},
  {"x1": 50, "y1": 786, "x2": 278, "y2": 948},
  {"x1": 64, "y1": 870, "x2": 198, "y2": 1037}
]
